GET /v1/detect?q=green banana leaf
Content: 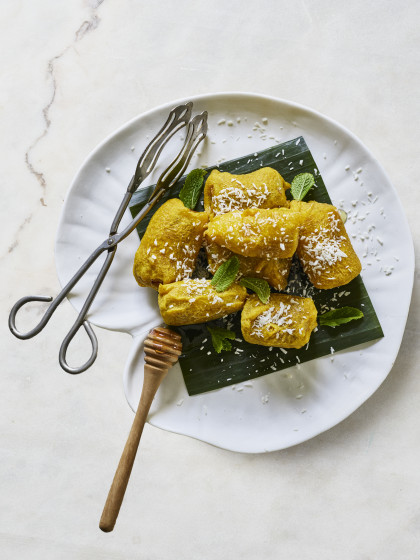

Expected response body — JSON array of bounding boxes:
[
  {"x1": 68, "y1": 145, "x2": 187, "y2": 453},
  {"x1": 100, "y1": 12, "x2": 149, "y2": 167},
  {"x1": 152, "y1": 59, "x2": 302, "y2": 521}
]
[{"x1": 129, "y1": 137, "x2": 383, "y2": 395}]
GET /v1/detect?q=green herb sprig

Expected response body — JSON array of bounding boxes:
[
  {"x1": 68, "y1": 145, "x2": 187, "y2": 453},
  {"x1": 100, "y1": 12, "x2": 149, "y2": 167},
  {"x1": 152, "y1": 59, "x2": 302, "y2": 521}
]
[
  {"x1": 207, "y1": 326, "x2": 236, "y2": 353},
  {"x1": 290, "y1": 172, "x2": 315, "y2": 201},
  {"x1": 179, "y1": 168, "x2": 207, "y2": 210},
  {"x1": 210, "y1": 256, "x2": 240, "y2": 292},
  {"x1": 319, "y1": 307, "x2": 364, "y2": 327},
  {"x1": 239, "y1": 277, "x2": 271, "y2": 304}
]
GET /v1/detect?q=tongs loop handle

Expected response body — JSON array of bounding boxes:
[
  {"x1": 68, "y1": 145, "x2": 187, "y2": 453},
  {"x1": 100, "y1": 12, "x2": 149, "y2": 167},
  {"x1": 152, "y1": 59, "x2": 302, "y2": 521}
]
[
  {"x1": 9, "y1": 294, "x2": 99, "y2": 375},
  {"x1": 57, "y1": 246, "x2": 116, "y2": 374},
  {"x1": 59, "y1": 320, "x2": 98, "y2": 374},
  {"x1": 8, "y1": 240, "x2": 107, "y2": 340},
  {"x1": 9, "y1": 295, "x2": 54, "y2": 339}
]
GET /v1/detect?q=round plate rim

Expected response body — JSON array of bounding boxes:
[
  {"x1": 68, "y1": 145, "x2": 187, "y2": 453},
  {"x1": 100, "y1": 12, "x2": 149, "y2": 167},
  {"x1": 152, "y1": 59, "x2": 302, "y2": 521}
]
[{"x1": 54, "y1": 91, "x2": 415, "y2": 453}]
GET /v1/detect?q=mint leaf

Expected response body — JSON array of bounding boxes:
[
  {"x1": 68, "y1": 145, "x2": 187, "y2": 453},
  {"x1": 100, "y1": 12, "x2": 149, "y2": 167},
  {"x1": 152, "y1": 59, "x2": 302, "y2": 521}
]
[
  {"x1": 239, "y1": 277, "x2": 271, "y2": 304},
  {"x1": 179, "y1": 168, "x2": 207, "y2": 210},
  {"x1": 211, "y1": 256, "x2": 240, "y2": 292},
  {"x1": 207, "y1": 326, "x2": 236, "y2": 353},
  {"x1": 290, "y1": 172, "x2": 315, "y2": 201},
  {"x1": 319, "y1": 307, "x2": 364, "y2": 327}
]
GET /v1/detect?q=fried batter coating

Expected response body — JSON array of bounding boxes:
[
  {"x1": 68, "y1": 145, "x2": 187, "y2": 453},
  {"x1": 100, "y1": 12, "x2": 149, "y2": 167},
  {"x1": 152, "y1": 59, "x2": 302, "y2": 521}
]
[
  {"x1": 133, "y1": 199, "x2": 208, "y2": 289},
  {"x1": 204, "y1": 167, "x2": 290, "y2": 218},
  {"x1": 205, "y1": 240, "x2": 291, "y2": 291},
  {"x1": 241, "y1": 294, "x2": 318, "y2": 348},
  {"x1": 158, "y1": 278, "x2": 247, "y2": 326},
  {"x1": 290, "y1": 200, "x2": 362, "y2": 289},
  {"x1": 205, "y1": 207, "x2": 301, "y2": 259}
]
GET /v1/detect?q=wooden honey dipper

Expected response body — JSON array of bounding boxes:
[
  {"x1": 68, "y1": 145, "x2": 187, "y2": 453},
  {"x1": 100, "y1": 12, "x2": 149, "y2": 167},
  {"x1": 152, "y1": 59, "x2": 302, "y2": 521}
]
[{"x1": 99, "y1": 327, "x2": 182, "y2": 532}]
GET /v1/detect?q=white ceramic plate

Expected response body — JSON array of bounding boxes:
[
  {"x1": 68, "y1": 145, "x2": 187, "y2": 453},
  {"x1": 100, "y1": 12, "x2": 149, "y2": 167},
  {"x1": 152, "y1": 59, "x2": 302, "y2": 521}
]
[{"x1": 55, "y1": 92, "x2": 414, "y2": 453}]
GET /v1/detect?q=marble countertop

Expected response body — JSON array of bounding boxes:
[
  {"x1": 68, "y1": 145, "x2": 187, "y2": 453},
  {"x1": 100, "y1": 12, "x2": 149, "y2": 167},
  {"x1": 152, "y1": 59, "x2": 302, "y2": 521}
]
[{"x1": 1, "y1": 1, "x2": 418, "y2": 558}]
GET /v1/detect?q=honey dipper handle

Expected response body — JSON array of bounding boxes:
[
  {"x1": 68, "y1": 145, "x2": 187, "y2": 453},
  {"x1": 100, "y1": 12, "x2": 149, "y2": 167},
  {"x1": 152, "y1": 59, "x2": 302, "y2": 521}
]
[{"x1": 99, "y1": 364, "x2": 167, "y2": 532}]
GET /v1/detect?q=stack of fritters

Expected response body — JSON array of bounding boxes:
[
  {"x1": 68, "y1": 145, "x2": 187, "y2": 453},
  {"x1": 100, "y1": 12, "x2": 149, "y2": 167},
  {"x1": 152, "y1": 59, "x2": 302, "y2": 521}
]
[{"x1": 133, "y1": 167, "x2": 361, "y2": 348}]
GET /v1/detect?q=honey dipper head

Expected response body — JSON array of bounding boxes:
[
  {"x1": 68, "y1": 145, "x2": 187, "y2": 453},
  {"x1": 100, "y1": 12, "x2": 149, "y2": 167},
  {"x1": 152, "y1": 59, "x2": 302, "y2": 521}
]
[{"x1": 144, "y1": 327, "x2": 182, "y2": 372}]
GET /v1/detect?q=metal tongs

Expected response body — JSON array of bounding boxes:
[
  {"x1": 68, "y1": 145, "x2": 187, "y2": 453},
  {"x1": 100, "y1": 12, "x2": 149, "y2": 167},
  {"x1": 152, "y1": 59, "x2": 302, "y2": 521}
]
[{"x1": 9, "y1": 102, "x2": 208, "y2": 374}]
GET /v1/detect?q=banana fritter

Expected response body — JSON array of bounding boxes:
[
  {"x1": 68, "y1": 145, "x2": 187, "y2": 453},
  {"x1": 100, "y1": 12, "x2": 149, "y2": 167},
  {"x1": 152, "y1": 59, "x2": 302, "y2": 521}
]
[
  {"x1": 133, "y1": 199, "x2": 208, "y2": 289},
  {"x1": 158, "y1": 278, "x2": 247, "y2": 326},
  {"x1": 204, "y1": 167, "x2": 290, "y2": 218},
  {"x1": 241, "y1": 294, "x2": 318, "y2": 348},
  {"x1": 205, "y1": 240, "x2": 291, "y2": 291},
  {"x1": 205, "y1": 207, "x2": 301, "y2": 259},
  {"x1": 290, "y1": 200, "x2": 362, "y2": 289}
]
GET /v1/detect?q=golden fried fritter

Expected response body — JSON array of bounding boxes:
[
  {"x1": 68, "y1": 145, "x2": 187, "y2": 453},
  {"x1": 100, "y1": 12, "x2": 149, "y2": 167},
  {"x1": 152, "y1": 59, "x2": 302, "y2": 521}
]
[
  {"x1": 158, "y1": 278, "x2": 247, "y2": 326},
  {"x1": 205, "y1": 207, "x2": 301, "y2": 259},
  {"x1": 241, "y1": 294, "x2": 318, "y2": 348},
  {"x1": 204, "y1": 167, "x2": 290, "y2": 218},
  {"x1": 205, "y1": 240, "x2": 291, "y2": 291},
  {"x1": 133, "y1": 199, "x2": 208, "y2": 289},
  {"x1": 290, "y1": 200, "x2": 362, "y2": 289}
]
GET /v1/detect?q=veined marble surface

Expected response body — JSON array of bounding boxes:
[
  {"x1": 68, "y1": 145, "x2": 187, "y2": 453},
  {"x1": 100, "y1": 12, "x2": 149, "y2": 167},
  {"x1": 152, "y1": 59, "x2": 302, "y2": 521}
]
[{"x1": 1, "y1": 1, "x2": 418, "y2": 558}]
